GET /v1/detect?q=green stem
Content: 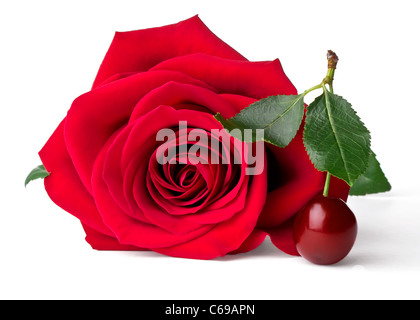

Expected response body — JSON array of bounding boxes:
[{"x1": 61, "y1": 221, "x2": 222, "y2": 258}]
[
  {"x1": 302, "y1": 83, "x2": 323, "y2": 97},
  {"x1": 323, "y1": 172, "x2": 332, "y2": 197},
  {"x1": 324, "y1": 68, "x2": 335, "y2": 88},
  {"x1": 322, "y1": 50, "x2": 339, "y2": 197},
  {"x1": 297, "y1": 51, "x2": 339, "y2": 197},
  {"x1": 329, "y1": 82, "x2": 334, "y2": 94}
]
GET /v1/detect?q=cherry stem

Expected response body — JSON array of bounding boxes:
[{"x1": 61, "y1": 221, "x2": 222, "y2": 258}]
[
  {"x1": 322, "y1": 50, "x2": 339, "y2": 197},
  {"x1": 323, "y1": 172, "x2": 332, "y2": 197}
]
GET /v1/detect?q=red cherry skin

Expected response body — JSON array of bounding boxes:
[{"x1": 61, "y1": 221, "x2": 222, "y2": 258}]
[{"x1": 293, "y1": 196, "x2": 357, "y2": 265}]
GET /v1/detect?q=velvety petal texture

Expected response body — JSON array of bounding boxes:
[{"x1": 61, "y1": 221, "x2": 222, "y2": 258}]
[
  {"x1": 92, "y1": 15, "x2": 246, "y2": 88},
  {"x1": 38, "y1": 16, "x2": 349, "y2": 259}
]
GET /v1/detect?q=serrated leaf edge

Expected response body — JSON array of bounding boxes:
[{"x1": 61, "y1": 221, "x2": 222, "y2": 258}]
[
  {"x1": 302, "y1": 91, "x2": 372, "y2": 186},
  {"x1": 214, "y1": 94, "x2": 305, "y2": 148}
]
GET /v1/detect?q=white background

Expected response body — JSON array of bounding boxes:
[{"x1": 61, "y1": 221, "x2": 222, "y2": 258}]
[{"x1": 1, "y1": 0, "x2": 419, "y2": 300}]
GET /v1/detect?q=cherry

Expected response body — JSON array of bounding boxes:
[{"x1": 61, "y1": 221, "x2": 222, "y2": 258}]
[{"x1": 293, "y1": 196, "x2": 357, "y2": 265}]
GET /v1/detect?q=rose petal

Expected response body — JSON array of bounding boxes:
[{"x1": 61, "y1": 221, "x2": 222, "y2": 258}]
[
  {"x1": 228, "y1": 229, "x2": 267, "y2": 255},
  {"x1": 329, "y1": 176, "x2": 350, "y2": 201},
  {"x1": 102, "y1": 123, "x2": 152, "y2": 223},
  {"x1": 218, "y1": 93, "x2": 258, "y2": 113},
  {"x1": 129, "y1": 81, "x2": 238, "y2": 121},
  {"x1": 134, "y1": 159, "x2": 209, "y2": 234},
  {"x1": 82, "y1": 223, "x2": 146, "y2": 251},
  {"x1": 151, "y1": 53, "x2": 297, "y2": 99},
  {"x1": 146, "y1": 157, "x2": 212, "y2": 214},
  {"x1": 257, "y1": 128, "x2": 325, "y2": 228},
  {"x1": 181, "y1": 175, "x2": 249, "y2": 225},
  {"x1": 39, "y1": 119, "x2": 114, "y2": 237},
  {"x1": 92, "y1": 15, "x2": 246, "y2": 88},
  {"x1": 266, "y1": 216, "x2": 300, "y2": 256},
  {"x1": 150, "y1": 162, "x2": 207, "y2": 203},
  {"x1": 95, "y1": 72, "x2": 139, "y2": 88}
]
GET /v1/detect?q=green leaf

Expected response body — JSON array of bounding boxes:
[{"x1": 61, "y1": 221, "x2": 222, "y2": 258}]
[
  {"x1": 25, "y1": 164, "x2": 50, "y2": 187},
  {"x1": 303, "y1": 91, "x2": 371, "y2": 186},
  {"x1": 214, "y1": 94, "x2": 305, "y2": 147},
  {"x1": 349, "y1": 151, "x2": 391, "y2": 195}
]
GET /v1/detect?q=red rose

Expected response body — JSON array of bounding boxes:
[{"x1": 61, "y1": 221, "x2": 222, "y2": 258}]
[{"x1": 39, "y1": 16, "x2": 349, "y2": 259}]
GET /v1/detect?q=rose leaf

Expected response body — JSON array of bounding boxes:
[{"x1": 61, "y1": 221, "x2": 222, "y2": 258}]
[{"x1": 25, "y1": 164, "x2": 50, "y2": 187}]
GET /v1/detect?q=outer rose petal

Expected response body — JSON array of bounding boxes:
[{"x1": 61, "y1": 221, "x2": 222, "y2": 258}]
[
  {"x1": 151, "y1": 53, "x2": 297, "y2": 99},
  {"x1": 228, "y1": 229, "x2": 268, "y2": 255},
  {"x1": 82, "y1": 223, "x2": 146, "y2": 251},
  {"x1": 258, "y1": 128, "x2": 326, "y2": 228},
  {"x1": 39, "y1": 119, "x2": 114, "y2": 237},
  {"x1": 328, "y1": 176, "x2": 351, "y2": 202},
  {"x1": 265, "y1": 216, "x2": 300, "y2": 256},
  {"x1": 92, "y1": 15, "x2": 246, "y2": 88},
  {"x1": 129, "y1": 81, "x2": 238, "y2": 121}
]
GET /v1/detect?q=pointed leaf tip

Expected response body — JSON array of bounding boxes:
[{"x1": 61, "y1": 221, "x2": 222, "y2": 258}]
[
  {"x1": 349, "y1": 151, "x2": 392, "y2": 196},
  {"x1": 25, "y1": 164, "x2": 50, "y2": 187}
]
